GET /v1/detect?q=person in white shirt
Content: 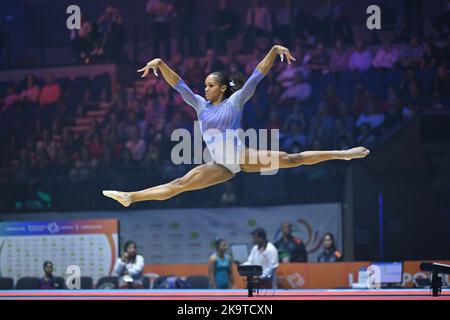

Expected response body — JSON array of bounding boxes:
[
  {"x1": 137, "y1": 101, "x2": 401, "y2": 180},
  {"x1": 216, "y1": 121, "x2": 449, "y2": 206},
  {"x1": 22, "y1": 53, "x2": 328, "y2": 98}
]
[
  {"x1": 114, "y1": 240, "x2": 145, "y2": 289},
  {"x1": 373, "y1": 38, "x2": 399, "y2": 69},
  {"x1": 349, "y1": 40, "x2": 373, "y2": 72},
  {"x1": 279, "y1": 74, "x2": 311, "y2": 104},
  {"x1": 243, "y1": 228, "x2": 279, "y2": 289}
]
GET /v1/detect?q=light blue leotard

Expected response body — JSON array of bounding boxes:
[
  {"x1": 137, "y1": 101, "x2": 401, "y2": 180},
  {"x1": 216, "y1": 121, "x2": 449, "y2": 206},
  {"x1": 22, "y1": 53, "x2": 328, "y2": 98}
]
[{"x1": 174, "y1": 69, "x2": 265, "y2": 173}]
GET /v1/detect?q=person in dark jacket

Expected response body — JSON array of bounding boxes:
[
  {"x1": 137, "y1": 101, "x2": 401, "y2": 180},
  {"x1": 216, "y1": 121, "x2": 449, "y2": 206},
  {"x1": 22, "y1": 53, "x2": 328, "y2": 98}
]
[
  {"x1": 317, "y1": 232, "x2": 342, "y2": 262},
  {"x1": 274, "y1": 221, "x2": 308, "y2": 263}
]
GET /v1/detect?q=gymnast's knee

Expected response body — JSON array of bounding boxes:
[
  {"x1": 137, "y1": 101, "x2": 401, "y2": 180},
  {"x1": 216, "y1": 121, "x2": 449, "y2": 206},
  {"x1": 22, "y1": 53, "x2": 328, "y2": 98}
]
[{"x1": 282, "y1": 152, "x2": 304, "y2": 166}]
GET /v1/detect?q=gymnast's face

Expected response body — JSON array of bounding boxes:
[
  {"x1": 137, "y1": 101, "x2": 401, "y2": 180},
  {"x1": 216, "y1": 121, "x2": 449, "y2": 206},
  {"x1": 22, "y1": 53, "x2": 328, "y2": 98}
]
[{"x1": 204, "y1": 75, "x2": 226, "y2": 103}]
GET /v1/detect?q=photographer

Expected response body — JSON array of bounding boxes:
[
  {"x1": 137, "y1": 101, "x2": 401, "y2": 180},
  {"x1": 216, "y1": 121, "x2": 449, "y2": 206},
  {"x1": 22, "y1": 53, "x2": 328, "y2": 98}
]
[{"x1": 114, "y1": 240, "x2": 145, "y2": 289}]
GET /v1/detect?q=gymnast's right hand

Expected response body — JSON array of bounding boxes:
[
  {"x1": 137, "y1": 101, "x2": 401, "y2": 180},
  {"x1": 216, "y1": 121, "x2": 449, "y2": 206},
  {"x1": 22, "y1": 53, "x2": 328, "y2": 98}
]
[{"x1": 137, "y1": 58, "x2": 162, "y2": 78}]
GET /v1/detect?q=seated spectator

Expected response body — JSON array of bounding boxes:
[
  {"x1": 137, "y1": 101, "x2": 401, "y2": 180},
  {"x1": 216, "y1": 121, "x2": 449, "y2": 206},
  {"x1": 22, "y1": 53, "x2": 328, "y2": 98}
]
[
  {"x1": 329, "y1": 38, "x2": 349, "y2": 73},
  {"x1": 373, "y1": 38, "x2": 399, "y2": 69},
  {"x1": 383, "y1": 99, "x2": 404, "y2": 130},
  {"x1": 88, "y1": 132, "x2": 106, "y2": 160},
  {"x1": 1, "y1": 84, "x2": 19, "y2": 112},
  {"x1": 208, "y1": 238, "x2": 234, "y2": 289},
  {"x1": 355, "y1": 104, "x2": 384, "y2": 129},
  {"x1": 434, "y1": 66, "x2": 450, "y2": 101},
  {"x1": 380, "y1": 86, "x2": 402, "y2": 113},
  {"x1": 282, "y1": 121, "x2": 307, "y2": 152},
  {"x1": 399, "y1": 68, "x2": 418, "y2": 96},
  {"x1": 356, "y1": 123, "x2": 376, "y2": 145},
  {"x1": 274, "y1": 0, "x2": 297, "y2": 46},
  {"x1": 352, "y1": 86, "x2": 379, "y2": 117},
  {"x1": 332, "y1": 118, "x2": 353, "y2": 149},
  {"x1": 274, "y1": 221, "x2": 308, "y2": 263},
  {"x1": 278, "y1": 74, "x2": 311, "y2": 104},
  {"x1": 223, "y1": 52, "x2": 244, "y2": 74},
  {"x1": 202, "y1": 48, "x2": 225, "y2": 75},
  {"x1": 38, "y1": 261, "x2": 61, "y2": 289},
  {"x1": 400, "y1": 36, "x2": 424, "y2": 68},
  {"x1": 243, "y1": 0, "x2": 272, "y2": 52},
  {"x1": 146, "y1": 0, "x2": 173, "y2": 59},
  {"x1": 317, "y1": 233, "x2": 342, "y2": 262},
  {"x1": 114, "y1": 240, "x2": 145, "y2": 289},
  {"x1": 306, "y1": 42, "x2": 329, "y2": 74},
  {"x1": 125, "y1": 125, "x2": 146, "y2": 162},
  {"x1": 283, "y1": 104, "x2": 306, "y2": 132},
  {"x1": 242, "y1": 228, "x2": 279, "y2": 289},
  {"x1": 220, "y1": 182, "x2": 237, "y2": 207},
  {"x1": 403, "y1": 81, "x2": 428, "y2": 110},
  {"x1": 348, "y1": 40, "x2": 373, "y2": 72},
  {"x1": 420, "y1": 40, "x2": 438, "y2": 71},
  {"x1": 208, "y1": 0, "x2": 239, "y2": 54},
  {"x1": 70, "y1": 145, "x2": 97, "y2": 182}
]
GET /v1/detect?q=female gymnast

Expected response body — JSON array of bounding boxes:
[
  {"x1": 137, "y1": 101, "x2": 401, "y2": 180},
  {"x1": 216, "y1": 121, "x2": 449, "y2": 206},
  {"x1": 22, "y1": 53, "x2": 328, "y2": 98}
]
[{"x1": 103, "y1": 45, "x2": 369, "y2": 207}]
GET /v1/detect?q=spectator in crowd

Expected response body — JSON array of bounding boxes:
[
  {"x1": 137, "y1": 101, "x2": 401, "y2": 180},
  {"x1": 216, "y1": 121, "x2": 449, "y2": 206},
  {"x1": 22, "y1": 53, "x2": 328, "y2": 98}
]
[
  {"x1": 278, "y1": 74, "x2": 311, "y2": 104},
  {"x1": 69, "y1": 12, "x2": 94, "y2": 64},
  {"x1": 317, "y1": 233, "x2": 342, "y2": 262},
  {"x1": 306, "y1": 42, "x2": 330, "y2": 74},
  {"x1": 282, "y1": 121, "x2": 307, "y2": 152},
  {"x1": 434, "y1": 65, "x2": 450, "y2": 101},
  {"x1": 208, "y1": 0, "x2": 239, "y2": 54},
  {"x1": 373, "y1": 38, "x2": 400, "y2": 69},
  {"x1": 208, "y1": 238, "x2": 234, "y2": 289},
  {"x1": 312, "y1": 0, "x2": 343, "y2": 44},
  {"x1": 146, "y1": 0, "x2": 173, "y2": 59},
  {"x1": 243, "y1": 0, "x2": 272, "y2": 52},
  {"x1": 220, "y1": 182, "x2": 237, "y2": 207},
  {"x1": 223, "y1": 52, "x2": 244, "y2": 74},
  {"x1": 125, "y1": 125, "x2": 146, "y2": 162},
  {"x1": 356, "y1": 122, "x2": 376, "y2": 145},
  {"x1": 274, "y1": 0, "x2": 297, "y2": 47},
  {"x1": 114, "y1": 240, "x2": 145, "y2": 289},
  {"x1": 420, "y1": 40, "x2": 439, "y2": 71},
  {"x1": 20, "y1": 74, "x2": 40, "y2": 104},
  {"x1": 400, "y1": 36, "x2": 424, "y2": 68},
  {"x1": 69, "y1": 145, "x2": 97, "y2": 182},
  {"x1": 94, "y1": 5, "x2": 125, "y2": 62},
  {"x1": 329, "y1": 38, "x2": 349, "y2": 73},
  {"x1": 403, "y1": 81, "x2": 428, "y2": 110},
  {"x1": 348, "y1": 40, "x2": 373, "y2": 72},
  {"x1": 274, "y1": 221, "x2": 308, "y2": 263},
  {"x1": 203, "y1": 48, "x2": 225, "y2": 75},
  {"x1": 38, "y1": 261, "x2": 61, "y2": 289},
  {"x1": 355, "y1": 103, "x2": 385, "y2": 129},
  {"x1": 39, "y1": 73, "x2": 61, "y2": 130},
  {"x1": 242, "y1": 228, "x2": 279, "y2": 289},
  {"x1": 173, "y1": 0, "x2": 198, "y2": 56},
  {"x1": 1, "y1": 84, "x2": 19, "y2": 112},
  {"x1": 380, "y1": 86, "x2": 402, "y2": 112}
]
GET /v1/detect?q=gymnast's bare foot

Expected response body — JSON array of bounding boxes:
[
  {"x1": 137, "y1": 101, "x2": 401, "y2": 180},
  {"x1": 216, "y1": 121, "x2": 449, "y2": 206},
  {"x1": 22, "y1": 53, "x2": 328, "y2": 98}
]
[
  {"x1": 339, "y1": 147, "x2": 370, "y2": 161},
  {"x1": 102, "y1": 190, "x2": 132, "y2": 207}
]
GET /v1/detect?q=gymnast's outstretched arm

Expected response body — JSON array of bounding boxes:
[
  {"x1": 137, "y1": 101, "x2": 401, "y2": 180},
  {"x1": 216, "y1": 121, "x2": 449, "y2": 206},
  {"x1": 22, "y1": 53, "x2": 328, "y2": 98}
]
[
  {"x1": 137, "y1": 58, "x2": 180, "y2": 87},
  {"x1": 229, "y1": 45, "x2": 296, "y2": 108},
  {"x1": 137, "y1": 58, "x2": 205, "y2": 111},
  {"x1": 256, "y1": 45, "x2": 296, "y2": 75}
]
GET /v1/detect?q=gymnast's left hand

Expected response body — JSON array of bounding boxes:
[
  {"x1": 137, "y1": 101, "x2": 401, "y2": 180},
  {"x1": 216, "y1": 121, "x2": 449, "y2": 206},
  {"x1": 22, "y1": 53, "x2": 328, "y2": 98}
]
[
  {"x1": 273, "y1": 45, "x2": 296, "y2": 64},
  {"x1": 137, "y1": 58, "x2": 162, "y2": 78}
]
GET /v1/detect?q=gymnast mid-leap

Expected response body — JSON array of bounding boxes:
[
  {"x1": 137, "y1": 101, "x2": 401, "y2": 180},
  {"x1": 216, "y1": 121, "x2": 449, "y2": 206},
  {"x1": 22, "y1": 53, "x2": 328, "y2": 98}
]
[{"x1": 103, "y1": 45, "x2": 369, "y2": 207}]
